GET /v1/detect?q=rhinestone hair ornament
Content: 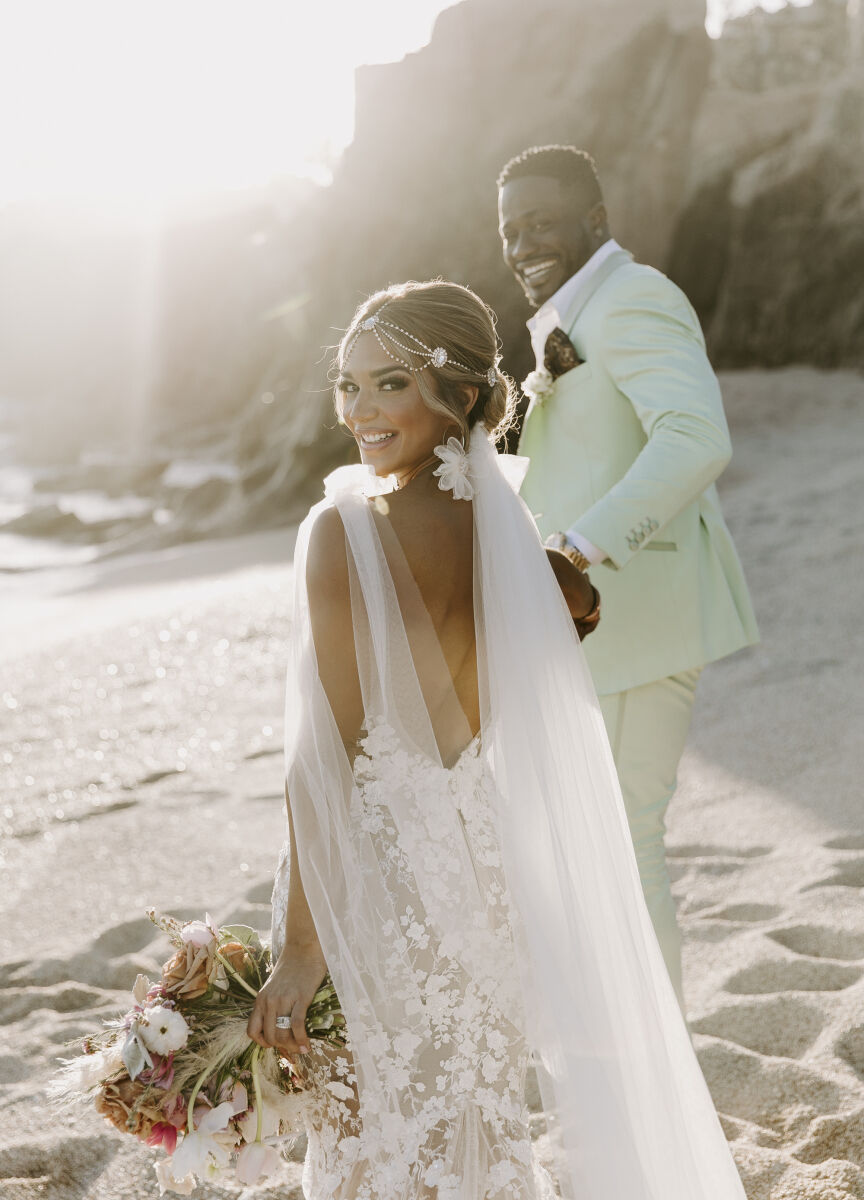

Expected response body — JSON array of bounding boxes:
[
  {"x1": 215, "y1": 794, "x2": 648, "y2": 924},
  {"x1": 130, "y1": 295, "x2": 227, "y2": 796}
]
[{"x1": 343, "y1": 302, "x2": 499, "y2": 388}]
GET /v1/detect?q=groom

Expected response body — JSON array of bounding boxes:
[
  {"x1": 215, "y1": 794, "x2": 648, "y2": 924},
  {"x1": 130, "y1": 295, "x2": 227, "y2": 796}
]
[{"x1": 497, "y1": 144, "x2": 758, "y2": 1009}]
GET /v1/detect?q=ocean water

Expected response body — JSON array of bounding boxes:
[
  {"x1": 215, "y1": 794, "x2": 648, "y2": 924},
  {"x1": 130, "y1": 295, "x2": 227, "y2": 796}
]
[{"x1": 0, "y1": 397, "x2": 240, "y2": 572}]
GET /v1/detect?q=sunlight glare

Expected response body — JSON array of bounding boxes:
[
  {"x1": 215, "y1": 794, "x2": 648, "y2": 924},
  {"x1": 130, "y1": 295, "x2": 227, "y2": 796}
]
[
  {"x1": 0, "y1": 0, "x2": 811, "y2": 216},
  {"x1": 0, "y1": 0, "x2": 454, "y2": 218}
]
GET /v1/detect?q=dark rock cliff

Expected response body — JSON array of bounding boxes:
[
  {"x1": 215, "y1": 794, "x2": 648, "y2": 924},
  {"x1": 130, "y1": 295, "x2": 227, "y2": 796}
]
[{"x1": 3, "y1": 0, "x2": 861, "y2": 558}]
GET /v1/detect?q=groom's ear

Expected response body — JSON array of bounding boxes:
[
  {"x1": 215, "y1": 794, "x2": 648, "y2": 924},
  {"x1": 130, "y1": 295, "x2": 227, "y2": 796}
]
[{"x1": 583, "y1": 201, "x2": 609, "y2": 243}]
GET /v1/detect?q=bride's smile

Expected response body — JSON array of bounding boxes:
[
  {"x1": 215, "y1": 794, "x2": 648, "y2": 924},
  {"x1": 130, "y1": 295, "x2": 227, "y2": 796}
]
[{"x1": 336, "y1": 335, "x2": 456, "y2": 481}]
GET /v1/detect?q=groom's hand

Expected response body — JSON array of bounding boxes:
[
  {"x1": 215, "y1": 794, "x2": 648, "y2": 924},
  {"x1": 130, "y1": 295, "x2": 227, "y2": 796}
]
[{"x1": 573, "y1": 605, "x2": 601, "y2": 641}]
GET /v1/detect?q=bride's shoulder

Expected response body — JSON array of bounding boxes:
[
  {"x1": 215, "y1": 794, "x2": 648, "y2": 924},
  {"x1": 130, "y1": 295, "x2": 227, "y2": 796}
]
[{"x1": 305, "y1": 505, "x2": 349, "y2": 599}]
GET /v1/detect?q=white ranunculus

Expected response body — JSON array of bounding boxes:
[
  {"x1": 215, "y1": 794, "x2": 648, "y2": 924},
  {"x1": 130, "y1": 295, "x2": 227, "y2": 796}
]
[{"x1": 140, "y1": 1005, "x2": 189, "y2": 1055}]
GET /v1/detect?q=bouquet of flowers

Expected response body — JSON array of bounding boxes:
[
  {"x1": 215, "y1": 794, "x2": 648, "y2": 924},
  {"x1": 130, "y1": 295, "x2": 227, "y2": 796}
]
[{"x1": 50, "y1": 909, "x2": 345, "y2": 1194}]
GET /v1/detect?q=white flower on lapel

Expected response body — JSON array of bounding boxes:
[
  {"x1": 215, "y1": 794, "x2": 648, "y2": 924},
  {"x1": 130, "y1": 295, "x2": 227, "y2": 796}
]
[
  {"x1": 521, "y1": 367, "x2": 554, "y2": 404},
  {"x1": 432, "y1": 437, "x2": 474, "y2": 501}
]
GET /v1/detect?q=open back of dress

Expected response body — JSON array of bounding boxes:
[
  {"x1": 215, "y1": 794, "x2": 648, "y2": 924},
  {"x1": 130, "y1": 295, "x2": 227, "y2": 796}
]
[{"x1": 272, "y1": 430, "x2": 747, "y2": 1200}]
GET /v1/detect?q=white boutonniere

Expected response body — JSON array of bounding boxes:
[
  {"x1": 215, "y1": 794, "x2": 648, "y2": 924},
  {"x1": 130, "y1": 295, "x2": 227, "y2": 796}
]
[
  {"x1": 432, "y1": 436, "x2": 474, "y2": 501},
  {"x1": 521, "y1": 367, "x2": 555, "y2": 404}
]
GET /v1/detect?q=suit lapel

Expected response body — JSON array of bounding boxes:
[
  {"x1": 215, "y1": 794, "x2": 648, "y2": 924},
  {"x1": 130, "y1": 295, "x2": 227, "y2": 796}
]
[
  {"x1": 560, "y1": 248, "x2": 633, "y2": 334},
  {"x1": 519, "y1": 249, "x2": 634, "y2": 449}
]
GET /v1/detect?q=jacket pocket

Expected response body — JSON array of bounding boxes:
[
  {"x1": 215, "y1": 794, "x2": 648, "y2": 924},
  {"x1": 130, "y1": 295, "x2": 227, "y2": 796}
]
[
  {"x1": 644, "y1": 540, "x2": 677, "y2": 551},
  {"x1": 556, "y1": 361, "x2": 593, "y2": 388}
]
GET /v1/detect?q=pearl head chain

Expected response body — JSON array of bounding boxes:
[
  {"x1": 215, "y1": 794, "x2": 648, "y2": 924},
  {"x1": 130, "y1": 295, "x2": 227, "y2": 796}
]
[{"x1": 345, "y1": 308, "x2": 498, "y2": 389}]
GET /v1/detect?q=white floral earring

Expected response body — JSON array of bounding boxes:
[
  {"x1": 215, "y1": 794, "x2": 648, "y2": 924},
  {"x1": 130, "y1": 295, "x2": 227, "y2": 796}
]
[{"x1": 433, "y1": 429, "x2": 474, "y2": 501}]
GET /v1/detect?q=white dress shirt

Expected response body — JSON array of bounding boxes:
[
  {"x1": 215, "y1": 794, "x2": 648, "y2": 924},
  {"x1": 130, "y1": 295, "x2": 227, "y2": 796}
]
[{"x1": 526, "y1": 239, "x2": 623, "y2": 565}]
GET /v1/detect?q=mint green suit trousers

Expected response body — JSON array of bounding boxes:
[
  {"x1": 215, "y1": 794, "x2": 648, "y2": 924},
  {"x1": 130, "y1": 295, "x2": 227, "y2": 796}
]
[{"x1": 598, "y1": 667, "x2": 701, "y2": 1013}]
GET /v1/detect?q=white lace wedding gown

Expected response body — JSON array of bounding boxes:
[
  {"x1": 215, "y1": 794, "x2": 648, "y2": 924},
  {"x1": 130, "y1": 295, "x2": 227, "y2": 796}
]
[
  {"x1": 274, "y1": 720, "x2": 551, "y2": 1198},
  {"x1": 271, "y1": 429, "x2": 747, "y2": 1200}
]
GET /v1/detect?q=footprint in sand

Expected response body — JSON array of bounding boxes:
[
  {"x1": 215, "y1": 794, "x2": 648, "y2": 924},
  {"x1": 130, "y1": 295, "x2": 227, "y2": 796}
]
[
  {"x1": 696, "y1": 1040, "x2": 843, "y2": 1138},
  {"x1": 13, "y1": 798, "x2": 139, "y2": 841},
  {"x1": 0, "y1": 960, "x2": 28, "y2": 987},
  {"x1": 91, "y1": 916, "x2": 161, "y2": 957},
  {"x1": 689, "y1": 902, "x2": 781, "y2": 937},
  {"x1": 667, "y1": 843, "x2": 772, "y2": 878},
  {"x1": 135, "y1": 766, "x2": 183, "y2": 787},
  {"x1": 244, "y1": 878, "x2": 276, "y2": 905},
  {"x1": 835, "y1": 1027, "x2": 864, "y2": 1082},
  {"x1": 223, "y1": 906, "x2": 271, "y2": 933},
  {"x1": 767, "y1": 925, "x2": 864, "y2": 961},
  {"x1": 794, "y1": 1107, "x2": 864, "y2": 1169},
  {"x1": 823, "y1": 834, "x2": 864, "y2": 852},
  {"x1": 666, "y1": 843, "x2": 773, "y2": 859},
  {"x1": 696, "y1": 861, "x2": 750, "y2": 878},
  {"x1": 804, "y1": 858, "x2": 864, "y2": 890},
  {"x1": 690, "y1": 995, "x2": 825, "y2": 1059},
  {"x1": 0, "y1": 1054, "x2": 31, "y2": 1083},
  {"x1": 184, "y1": 787, "x2": 232, "y2": 802},
  {"x1": 2, "y1": 949, "x2": 162, "y2": 992},
  {"x1": 0, "y1": 984, "x2": 108, "y2": 1026},
  {"x1": 725, "y1": 958, "x2": 862, "y2": 995},
  {"x1": 706, "y1": 903, "x2": 783, "y2": 923},
  {"x1": 0, "y1": 1135, "x2": 116, "y2": 1197}
]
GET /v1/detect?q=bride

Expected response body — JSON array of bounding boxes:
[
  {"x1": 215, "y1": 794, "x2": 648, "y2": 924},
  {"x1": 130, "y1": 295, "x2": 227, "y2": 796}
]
[{"x1": 247, "y1": 280, "x2": 746, "y2": 1199}]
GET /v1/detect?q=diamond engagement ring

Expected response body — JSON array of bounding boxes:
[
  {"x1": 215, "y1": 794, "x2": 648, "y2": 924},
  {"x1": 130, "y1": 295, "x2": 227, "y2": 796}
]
[{"x1": 274, "y1": 1015, "x2": 292, "y2": 1029}]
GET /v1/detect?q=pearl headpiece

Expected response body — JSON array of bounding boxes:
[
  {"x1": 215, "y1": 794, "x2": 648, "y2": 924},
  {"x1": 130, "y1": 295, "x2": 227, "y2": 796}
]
[{"x1": 343, "y1": 303, "x2": 499, "y2": 388}]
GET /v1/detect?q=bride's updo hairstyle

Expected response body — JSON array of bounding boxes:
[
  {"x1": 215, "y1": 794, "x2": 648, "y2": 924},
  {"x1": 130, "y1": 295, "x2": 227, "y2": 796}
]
[{"x1": 336, "y1": 280, "x2": 518, "y2": 445}]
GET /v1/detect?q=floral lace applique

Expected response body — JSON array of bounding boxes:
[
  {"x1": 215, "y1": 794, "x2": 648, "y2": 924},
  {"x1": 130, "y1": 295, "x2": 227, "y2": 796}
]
[{"x1": 277, "y1": 718, "x2": 553, "y2": 1198}]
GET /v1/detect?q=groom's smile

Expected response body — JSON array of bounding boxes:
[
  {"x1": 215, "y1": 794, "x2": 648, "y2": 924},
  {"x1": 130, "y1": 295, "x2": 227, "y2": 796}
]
[{"x1": 498, "y1": 176, "x2": 596, "y2": 307}]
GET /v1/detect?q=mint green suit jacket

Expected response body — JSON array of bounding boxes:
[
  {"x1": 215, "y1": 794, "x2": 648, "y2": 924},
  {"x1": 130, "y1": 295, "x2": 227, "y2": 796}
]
[{"x1": 519, "y1": 250, "x2": 759, "y2": 696}]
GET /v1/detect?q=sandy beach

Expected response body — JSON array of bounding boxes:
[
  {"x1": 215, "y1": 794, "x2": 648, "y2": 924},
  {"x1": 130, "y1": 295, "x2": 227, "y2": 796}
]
[{"x1": 2, "y1": 366, "x2": 863, "y2": 1199}]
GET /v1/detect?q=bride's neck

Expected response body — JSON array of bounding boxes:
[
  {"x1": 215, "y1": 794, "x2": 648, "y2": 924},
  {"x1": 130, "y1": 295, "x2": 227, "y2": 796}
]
[{"x1": 393, "y1": 454, "x2": 439, "y2": 491}]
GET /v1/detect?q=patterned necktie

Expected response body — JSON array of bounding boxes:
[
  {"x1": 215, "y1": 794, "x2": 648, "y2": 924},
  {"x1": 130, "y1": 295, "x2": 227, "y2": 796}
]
[{"x1": 543, "y1": 327, "x2": 583, "y2": 379}]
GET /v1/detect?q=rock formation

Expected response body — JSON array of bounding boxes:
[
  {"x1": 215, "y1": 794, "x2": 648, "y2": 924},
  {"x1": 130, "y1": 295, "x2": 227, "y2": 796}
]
[
  {"x1": 173, "y1": 0, "x2": 713, "y2": 543},
  {"x1": 2, "y1": 0, "x2": 862, "y2": 562},
  {"x1": 669, "y1": 0, "x2": 864, "y2": 367}
]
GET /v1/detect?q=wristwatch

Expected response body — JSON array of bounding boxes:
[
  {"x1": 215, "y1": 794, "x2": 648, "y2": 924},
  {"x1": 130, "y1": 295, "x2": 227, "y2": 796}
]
[{"x1": 544, "y1": 531, "x2": 591, "y2": 573}]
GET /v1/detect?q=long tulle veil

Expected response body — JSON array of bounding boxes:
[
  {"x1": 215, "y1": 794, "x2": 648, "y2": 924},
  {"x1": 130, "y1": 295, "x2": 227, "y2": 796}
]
[{"x1": 272, "y1": 427, "x2": 746, "y2": 1199}]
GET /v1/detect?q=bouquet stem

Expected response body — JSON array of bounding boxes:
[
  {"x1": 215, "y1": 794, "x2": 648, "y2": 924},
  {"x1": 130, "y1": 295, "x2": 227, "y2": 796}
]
[
  {"x1": 250, "y1": 1044, "x2": 264, "y2": 1143},
  {"x1": 187, "y1": 1062, "x2": 212, "y2": 1131}
]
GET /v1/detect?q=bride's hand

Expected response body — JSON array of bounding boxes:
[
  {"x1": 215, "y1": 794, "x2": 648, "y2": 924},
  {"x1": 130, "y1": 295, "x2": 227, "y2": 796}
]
[
  {"x1": 544, "y1": 548, "x2": 600, "y2": 638},
  {"x1": 246, "y1": 945, "x2": 328, "y2": 1055}
]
